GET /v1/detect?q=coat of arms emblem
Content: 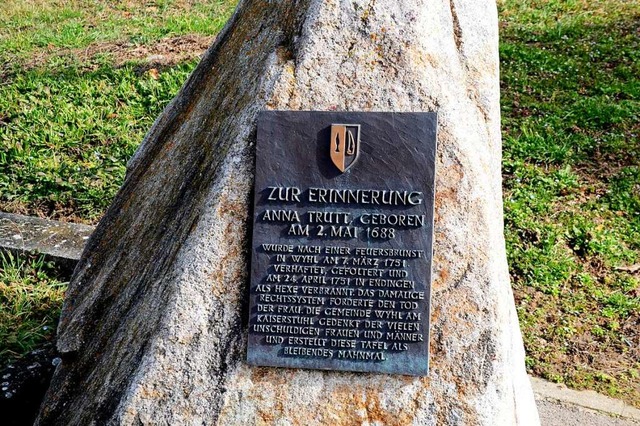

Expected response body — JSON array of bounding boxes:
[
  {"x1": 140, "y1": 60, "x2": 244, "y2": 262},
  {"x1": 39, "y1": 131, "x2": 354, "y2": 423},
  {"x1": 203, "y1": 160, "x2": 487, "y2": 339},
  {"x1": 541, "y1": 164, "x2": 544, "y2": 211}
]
[{"x1": 330, "y1": 124, "x2": 360, "y2": 172}]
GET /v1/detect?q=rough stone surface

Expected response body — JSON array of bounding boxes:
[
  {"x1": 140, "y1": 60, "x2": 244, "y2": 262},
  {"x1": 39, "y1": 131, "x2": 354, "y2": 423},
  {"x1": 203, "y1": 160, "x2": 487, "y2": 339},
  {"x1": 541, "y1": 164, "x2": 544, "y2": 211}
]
[{"x1": 36, "y1": 0, "x2": 539, "y2": 424}]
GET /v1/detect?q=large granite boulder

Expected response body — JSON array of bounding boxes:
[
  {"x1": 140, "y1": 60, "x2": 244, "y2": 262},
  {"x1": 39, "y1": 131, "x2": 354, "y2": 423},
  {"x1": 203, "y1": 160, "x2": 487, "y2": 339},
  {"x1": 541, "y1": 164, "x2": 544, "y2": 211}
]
[{"x1": 37, "y1": 0, "x2": 539, "y2": 424}]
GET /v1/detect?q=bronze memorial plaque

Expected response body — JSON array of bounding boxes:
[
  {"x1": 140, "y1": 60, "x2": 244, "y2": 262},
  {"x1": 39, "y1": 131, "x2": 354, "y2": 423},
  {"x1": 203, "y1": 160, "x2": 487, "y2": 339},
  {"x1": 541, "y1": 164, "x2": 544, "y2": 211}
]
[{"x1": 247, "y1": 111, "x2": 437, "y2": 375}]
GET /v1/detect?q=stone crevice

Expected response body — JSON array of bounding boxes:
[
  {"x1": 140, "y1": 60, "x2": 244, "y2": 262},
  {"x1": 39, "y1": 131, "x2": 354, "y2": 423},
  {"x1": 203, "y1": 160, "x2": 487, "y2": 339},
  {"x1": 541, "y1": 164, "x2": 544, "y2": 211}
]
[{"x1": 448, "y1": 0, "x2": 464, "y2": 53}]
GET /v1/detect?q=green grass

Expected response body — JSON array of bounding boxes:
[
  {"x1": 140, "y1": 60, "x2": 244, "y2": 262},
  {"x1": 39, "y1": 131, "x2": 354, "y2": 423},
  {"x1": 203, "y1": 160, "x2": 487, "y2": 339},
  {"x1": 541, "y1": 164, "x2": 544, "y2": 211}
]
[
  {"x1": 0, "y1": 0, "x2": 238, "y2": 366},
  {"x1": 0, "y1": 0, "x2": 237, "y2": 222},
  {"x1": 0, "y1": 0, "x2": 233, "y2": 63},
  {"x1": 0, "y1": 0, "x2": 238, "y2": 365},
  {"x1": 1, "y1": 61, "x2": 198, "y2": 220},
  {"x1": 500, "y1": 0, "x2": 640, "y2": 405},
  {"x1": 0, "y1": 252, "x2": 67, "y2": 365}
]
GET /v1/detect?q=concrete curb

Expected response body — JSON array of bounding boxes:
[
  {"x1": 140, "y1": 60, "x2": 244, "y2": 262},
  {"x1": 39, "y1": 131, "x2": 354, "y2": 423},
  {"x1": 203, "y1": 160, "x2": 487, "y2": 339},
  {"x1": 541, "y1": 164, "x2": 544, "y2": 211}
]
[
  {"x1": 0, "y1": 212, "x2": 94, "y2": 273},
  {"x1": 531, "y1": 376, "x2": 640, "y2": 422}
]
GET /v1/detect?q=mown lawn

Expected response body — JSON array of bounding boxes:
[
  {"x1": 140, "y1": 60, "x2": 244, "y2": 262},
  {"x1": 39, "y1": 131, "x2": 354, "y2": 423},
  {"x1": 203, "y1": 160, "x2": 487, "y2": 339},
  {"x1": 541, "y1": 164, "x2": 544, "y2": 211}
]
[
  {"x1": 0, "y1": 0, "x2": 638, "y2": 406},
  {"x1": 500, "y1": 0, "x2": 639, "y2": 403},
  {"x1": 0, "y1": 0, "x2": 235, "y2": 222}
]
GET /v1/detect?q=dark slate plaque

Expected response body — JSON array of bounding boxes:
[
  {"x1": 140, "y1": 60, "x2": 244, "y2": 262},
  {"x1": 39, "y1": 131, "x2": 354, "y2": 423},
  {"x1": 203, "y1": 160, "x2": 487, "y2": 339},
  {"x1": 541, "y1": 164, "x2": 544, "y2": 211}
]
[{"x1": 247, "y1": 111, "x2": 437, "y2": 376}]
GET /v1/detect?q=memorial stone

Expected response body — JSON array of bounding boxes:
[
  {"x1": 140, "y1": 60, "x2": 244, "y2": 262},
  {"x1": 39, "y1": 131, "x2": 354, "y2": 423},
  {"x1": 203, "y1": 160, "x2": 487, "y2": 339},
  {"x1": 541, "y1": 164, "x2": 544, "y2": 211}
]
[{"x1": 37, "y1": 1, "x2": 540, "y2": 424}]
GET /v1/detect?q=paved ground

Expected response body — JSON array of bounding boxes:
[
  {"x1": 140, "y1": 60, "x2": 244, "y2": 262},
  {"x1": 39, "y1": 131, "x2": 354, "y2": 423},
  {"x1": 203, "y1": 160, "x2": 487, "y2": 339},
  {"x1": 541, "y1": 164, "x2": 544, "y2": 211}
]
[
  {"x1": 537, "y1": 400, "x2": 639, "y2": 426},
  {"x1": 532, "y1": 377, "x2": 640, "y2": 425}
]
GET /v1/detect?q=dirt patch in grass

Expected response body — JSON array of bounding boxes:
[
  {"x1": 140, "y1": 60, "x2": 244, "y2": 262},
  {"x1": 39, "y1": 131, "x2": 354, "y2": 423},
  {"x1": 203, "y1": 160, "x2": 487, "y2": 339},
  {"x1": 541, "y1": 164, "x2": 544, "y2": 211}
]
[
  {"x1": 10, "y1": 34, "x2": 214, "y2": 74},
  {"x1": 0, "y1": 199, "x2": 91, "y2": 225}
]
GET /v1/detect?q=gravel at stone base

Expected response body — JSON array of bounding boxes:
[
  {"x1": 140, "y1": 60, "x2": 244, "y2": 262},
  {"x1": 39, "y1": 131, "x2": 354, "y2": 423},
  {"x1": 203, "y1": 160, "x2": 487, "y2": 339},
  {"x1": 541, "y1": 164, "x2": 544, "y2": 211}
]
[{"x1": 0, "y1": 343, "x2": 59, "y2": 426}]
